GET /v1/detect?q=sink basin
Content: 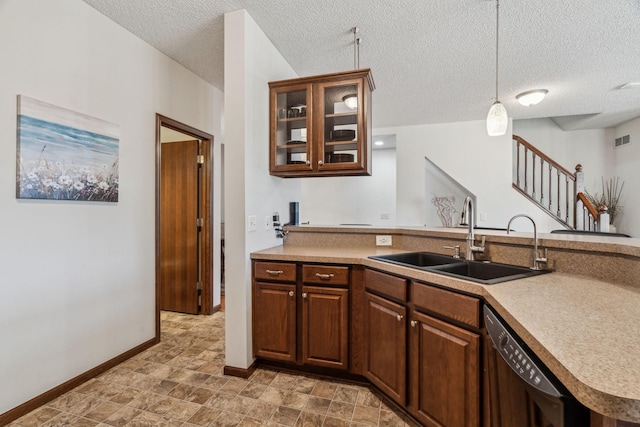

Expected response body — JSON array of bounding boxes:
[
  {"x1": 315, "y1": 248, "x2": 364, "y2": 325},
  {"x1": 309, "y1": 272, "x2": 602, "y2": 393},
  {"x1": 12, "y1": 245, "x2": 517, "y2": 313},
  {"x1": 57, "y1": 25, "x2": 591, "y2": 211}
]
[
  {"x1": 430, "y1": 260, "x2": 550, "y2": 284},
  {"x1": 369, "y1": 252, "x2": 460, "y2": 268},
  {"x1": 369, "y1": 252, "x2": 550, "y2": 284}
]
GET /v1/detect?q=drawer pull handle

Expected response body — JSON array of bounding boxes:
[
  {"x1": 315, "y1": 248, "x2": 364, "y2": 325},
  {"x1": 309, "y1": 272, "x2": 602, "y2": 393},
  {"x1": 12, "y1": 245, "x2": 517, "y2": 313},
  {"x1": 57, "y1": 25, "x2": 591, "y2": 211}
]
[
  {"x1": 288, "y1": 291, "x2": 294, "y2": 297},
  {"x1": 315, "y1": 273, "x2": 335, "y2": 280},
  {"x1": 302, "y1": 293, "x2": 308, "y2": 298},
  {"x1": 397, "y1": 314, "x2": 404, "y2": 322},
  {"x1": 266, "y1": 270, "x2": 283, "y2": 275},
  {"x1": 410, "y1": 320, "x2": 417, "y2": 327}
]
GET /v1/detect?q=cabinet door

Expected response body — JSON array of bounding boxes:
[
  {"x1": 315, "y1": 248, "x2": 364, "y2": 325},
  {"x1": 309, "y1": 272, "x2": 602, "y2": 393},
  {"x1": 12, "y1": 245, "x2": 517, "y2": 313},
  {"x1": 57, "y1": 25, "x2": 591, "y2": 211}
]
[
  {"x1": 301, "y1": 286, "x2": 349, "y2": 369},
  {"x1": 270, "y1": 83, "x2": 313, "y2": 173},
  {"x1": 253, "y1": 282, "x2": 296, "y2": 362},
  {"x1": 410, "y1": 311, "x2": 480, "y2": 427},
  {"x1": 364, "y1": 292, "x2": 407, "y2": 405},
  {"x1": 316, "y1": 78, "x2": 369, "y2": 175}
]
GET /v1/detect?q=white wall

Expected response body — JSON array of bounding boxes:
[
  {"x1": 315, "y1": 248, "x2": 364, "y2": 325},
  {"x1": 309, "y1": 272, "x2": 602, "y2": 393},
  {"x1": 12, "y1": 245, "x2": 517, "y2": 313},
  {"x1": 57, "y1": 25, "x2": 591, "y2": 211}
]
[
  {"x1": 300, "y1": 148, "x2": 396, "y2": 226},
  {"x1": 224, "y1": 10, "x2": 302, "y2": 369},
  {"x1": 0, "y1": 0, "x2": 223, "y2": 414},
  {"x1": 612, "y1": 116, "x2": 640, "y2": 236},
  {"x1": 375, "y1": 120, "x2": 558, "y2": 232}
]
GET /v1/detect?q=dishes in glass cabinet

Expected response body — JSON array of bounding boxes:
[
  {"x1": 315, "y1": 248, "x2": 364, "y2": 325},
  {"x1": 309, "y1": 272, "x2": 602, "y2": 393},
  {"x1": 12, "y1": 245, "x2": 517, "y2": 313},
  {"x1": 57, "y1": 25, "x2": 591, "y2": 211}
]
[
  {"x1": 329, "y1": 129, "x2": 355, "y2": 141},
  {"x1": 325, "y1": 153, "x2": 355, "y2": 163}
]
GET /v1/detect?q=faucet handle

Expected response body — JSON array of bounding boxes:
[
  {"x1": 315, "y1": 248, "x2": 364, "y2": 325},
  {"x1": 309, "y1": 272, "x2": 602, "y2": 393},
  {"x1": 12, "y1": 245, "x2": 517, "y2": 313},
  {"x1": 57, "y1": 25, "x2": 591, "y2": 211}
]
[
  {"x1": 480, "y1": 235, "x2": 486, "y2": 247},
  {"x1": 535, "y1": 248, "x2": 548, "y2": 269},
  {"x1": 444, "y1": 245, "x2": 461, "y2": 258}
]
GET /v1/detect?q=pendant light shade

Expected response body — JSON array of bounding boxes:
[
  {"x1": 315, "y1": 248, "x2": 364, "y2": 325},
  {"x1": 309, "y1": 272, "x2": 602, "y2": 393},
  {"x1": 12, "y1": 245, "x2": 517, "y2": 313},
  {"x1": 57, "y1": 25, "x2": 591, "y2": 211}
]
[
  {"x1": 487, "y1": 101, "x2": 508, "y2": 136},
  {"x1": 487, "y1": 0, "x2": 507, "y2": 136}
]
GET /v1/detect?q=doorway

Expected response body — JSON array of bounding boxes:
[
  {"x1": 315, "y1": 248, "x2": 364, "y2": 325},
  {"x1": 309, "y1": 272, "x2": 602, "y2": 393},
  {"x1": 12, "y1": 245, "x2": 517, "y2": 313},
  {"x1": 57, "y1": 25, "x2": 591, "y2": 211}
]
[{"x1": 156, "y1": 115, "x2": 215, "y2": 327}]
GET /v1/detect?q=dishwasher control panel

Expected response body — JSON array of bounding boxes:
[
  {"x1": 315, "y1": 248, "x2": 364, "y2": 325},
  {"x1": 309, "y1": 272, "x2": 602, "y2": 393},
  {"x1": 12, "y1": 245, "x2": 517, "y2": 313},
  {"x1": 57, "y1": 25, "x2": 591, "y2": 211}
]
[{"x1": 484, "y1": 306, "x2": 562, "y2": 397}]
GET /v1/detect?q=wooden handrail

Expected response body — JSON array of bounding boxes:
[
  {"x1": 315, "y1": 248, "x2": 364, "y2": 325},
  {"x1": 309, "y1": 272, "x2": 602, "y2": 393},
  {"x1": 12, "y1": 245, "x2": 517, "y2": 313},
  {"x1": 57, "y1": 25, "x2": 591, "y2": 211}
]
[
  {"x1": 513, "y1": 135, "x2": 576, "y2": 179},
  {"x1": 576, "y1": 192, "x2": 599, "y2": 220}
]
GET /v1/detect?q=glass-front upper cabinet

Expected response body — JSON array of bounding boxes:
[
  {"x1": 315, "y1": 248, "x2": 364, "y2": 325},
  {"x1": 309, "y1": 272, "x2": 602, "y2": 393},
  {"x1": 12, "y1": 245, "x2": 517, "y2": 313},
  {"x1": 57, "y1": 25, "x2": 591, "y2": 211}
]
[
  {"x1": 270, "y1": 84, "x2": 313, "y2": 171},
  {"x1": 269, "y1": 69, "x2": 374, "y2": 177}
]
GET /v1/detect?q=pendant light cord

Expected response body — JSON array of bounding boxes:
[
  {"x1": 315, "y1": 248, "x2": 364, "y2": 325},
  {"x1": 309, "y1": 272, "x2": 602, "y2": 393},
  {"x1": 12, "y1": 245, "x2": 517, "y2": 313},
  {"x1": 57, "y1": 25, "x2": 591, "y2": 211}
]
[
  {"x1": 352, "y1": 27, "x2": 361, "y2": 70},
  {"x1": 495, "y1": 0, "x2": 500, "y2": 101}
]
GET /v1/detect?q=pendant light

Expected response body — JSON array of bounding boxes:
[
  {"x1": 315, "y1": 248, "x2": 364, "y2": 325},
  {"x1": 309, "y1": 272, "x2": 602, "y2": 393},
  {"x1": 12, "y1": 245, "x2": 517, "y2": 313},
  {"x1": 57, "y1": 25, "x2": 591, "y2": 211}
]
[{"x1": 487, "y1": 0, "x2": 508, "y2": 136}]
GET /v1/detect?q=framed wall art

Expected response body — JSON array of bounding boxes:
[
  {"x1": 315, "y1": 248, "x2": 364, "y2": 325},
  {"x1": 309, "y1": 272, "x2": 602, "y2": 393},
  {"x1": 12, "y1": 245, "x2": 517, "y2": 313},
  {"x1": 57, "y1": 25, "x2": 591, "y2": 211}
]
[{"x1": 16, "y1": 95, "x2": 119, "y2": 202}]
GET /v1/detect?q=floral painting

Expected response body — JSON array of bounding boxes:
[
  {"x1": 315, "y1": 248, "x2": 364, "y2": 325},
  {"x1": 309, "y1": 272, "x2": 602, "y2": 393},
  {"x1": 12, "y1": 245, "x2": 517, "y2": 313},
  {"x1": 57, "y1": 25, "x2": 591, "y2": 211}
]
[{"x1": 16, "y1": 95, "x2": 119, "y2": 202}]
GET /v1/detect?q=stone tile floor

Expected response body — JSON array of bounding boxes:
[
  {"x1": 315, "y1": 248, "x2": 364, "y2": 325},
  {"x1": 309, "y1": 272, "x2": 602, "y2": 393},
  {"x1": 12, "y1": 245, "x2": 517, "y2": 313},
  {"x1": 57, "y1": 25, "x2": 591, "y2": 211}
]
[{"x1": 8, "y1": 310, "x2": 418, "y2": 426}]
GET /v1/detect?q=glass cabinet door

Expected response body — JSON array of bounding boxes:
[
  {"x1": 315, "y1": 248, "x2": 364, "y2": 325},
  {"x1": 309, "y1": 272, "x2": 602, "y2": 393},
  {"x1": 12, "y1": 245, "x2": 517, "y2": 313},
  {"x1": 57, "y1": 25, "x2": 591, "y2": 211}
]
[
  {"x1": 319, "y1": 81, "x2": 361, "y2": 169},
  {"x1": 272, "y1": 85, "x2": 312, "y2": 170}
]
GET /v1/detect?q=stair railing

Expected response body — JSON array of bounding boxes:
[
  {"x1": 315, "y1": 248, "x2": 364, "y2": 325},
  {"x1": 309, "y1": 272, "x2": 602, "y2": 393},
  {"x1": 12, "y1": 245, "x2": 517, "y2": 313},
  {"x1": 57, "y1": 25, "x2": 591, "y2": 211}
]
[
  {"x1": 576, "y1": 191, "x2": 600, "y2": 232},
  {"x1": 512, "y1": 135, "x2": 578, "y2": 229}
]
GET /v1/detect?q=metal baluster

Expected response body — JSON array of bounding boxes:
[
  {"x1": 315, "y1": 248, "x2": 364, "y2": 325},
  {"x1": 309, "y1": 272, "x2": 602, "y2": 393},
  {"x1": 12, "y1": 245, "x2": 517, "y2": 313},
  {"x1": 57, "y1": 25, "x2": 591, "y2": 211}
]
[
  {"x1": 540, "y1": 158, "x2": 544, "y2": 205},
  {"x1": 548, "y1": 163, "x2": 552, "y2": 210},
  {"x1": 565, "y1": 175, "x2": 570, "y2": 223},
  {"x1": 524, "y1": 147, "x2": 529, "y2": 193},
  {"x1": 516, "y1": 140, "x2": 521, "y2": 187},
  {"x1": 556, "y1": 170, "x2": 561, "y2": 218},
  {"x1": 532, "y1": 152, "x2": 536, "y2": 199}
]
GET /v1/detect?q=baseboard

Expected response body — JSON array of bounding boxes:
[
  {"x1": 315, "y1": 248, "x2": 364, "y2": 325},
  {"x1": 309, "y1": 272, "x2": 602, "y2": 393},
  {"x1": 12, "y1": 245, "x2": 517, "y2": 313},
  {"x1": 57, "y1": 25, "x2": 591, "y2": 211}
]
[
  {"x1": 223, "y1": 360, "x2": 258, "y2": 379},
  {"x1": 0, "y1": 337, "x2": 158, "y2": 426}
]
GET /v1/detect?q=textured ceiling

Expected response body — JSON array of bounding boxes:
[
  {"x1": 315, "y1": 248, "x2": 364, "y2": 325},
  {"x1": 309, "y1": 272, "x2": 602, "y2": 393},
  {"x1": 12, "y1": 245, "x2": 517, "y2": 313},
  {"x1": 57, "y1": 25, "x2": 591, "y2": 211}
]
[{"x1": 83, "y1": 0, "x2": 640, "y2": 130}]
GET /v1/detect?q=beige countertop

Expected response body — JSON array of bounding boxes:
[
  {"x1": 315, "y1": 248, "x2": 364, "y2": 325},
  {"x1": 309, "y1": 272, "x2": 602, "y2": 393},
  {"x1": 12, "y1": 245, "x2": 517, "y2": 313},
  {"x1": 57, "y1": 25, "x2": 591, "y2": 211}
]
[{"x1": 251, "y1": 236, "x2": 640, "y2": 422}]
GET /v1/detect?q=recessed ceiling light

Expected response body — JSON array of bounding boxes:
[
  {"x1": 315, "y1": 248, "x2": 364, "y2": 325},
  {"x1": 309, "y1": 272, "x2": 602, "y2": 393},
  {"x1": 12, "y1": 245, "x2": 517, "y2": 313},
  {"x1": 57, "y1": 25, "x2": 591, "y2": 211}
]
[
  {"x1": 374, "y1": 141, "x2": 384, "y2": 146},
  {"x1": 620, "y1": 82, "x2": 640, "y2": 90},
  {"x1": 516, "y1": 89, "x2": 548, "y2": 107}
]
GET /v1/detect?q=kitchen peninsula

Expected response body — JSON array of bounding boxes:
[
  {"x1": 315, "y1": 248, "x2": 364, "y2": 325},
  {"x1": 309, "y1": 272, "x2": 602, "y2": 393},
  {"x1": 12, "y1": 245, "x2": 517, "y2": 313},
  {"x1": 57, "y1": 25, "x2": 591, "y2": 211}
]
[{"x1": 251, "y1": 225, "x2": 640, "y2": 426}]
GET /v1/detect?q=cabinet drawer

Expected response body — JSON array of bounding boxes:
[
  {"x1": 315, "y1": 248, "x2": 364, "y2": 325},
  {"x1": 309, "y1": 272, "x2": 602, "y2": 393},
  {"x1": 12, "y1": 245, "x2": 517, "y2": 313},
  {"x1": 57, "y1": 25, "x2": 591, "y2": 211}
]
[
  {"x1": 302, "y1": 265, "x2": 349, "y2": 286},
  {"x1": 365, "y1": 269, "x2": 408, "y2": 302},
  {"x1": 254, "y1": 261, "x2": 297, "y2": 283},
  {"x1": 411, "y1": 282, "x2": 480, "y2": 328}
]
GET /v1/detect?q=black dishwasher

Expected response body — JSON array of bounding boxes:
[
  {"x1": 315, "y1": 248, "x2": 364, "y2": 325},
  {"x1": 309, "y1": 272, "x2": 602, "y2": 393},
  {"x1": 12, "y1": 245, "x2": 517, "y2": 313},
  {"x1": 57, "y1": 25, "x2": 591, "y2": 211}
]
[{"x1": 484, "y1": 305, "x2": 590, "y2": 427}]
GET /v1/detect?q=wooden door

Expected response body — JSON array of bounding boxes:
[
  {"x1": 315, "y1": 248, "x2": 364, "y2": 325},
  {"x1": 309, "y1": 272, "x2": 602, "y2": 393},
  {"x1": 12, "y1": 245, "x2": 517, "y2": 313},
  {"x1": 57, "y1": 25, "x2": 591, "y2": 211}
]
[
  {"x1": 301, "y1": 285, "x2": 349, "y2": 369},
  {"x1": 410, "y1": 311, "x2": 480, "y2": 427},
  {"x1": 364, "y1": 292, "x2": 407, "y2": 405},
  {"x1": 160, "y1": 140, "x2": 200, "y2": 314},
  {"x1": 253, "y1": 282, "x2": 297, "y2": 362}
]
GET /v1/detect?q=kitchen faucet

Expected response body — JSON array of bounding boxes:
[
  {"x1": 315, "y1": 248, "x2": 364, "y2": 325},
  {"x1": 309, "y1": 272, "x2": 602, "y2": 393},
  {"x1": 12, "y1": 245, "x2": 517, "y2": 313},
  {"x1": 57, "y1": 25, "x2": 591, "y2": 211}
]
[
  {"x1": 460, "y1": 197, "x2": 485, "y2": 261},
  {"x1": 506, "y1": 214, "x2": 548, "y2": 270}
]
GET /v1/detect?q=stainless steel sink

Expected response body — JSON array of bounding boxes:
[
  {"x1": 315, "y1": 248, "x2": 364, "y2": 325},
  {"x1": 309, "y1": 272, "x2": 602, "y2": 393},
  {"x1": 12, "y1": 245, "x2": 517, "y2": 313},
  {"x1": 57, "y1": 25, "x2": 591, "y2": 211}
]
[{"x1": 369, "y1": 252, "x2": 550, "y2": 284}]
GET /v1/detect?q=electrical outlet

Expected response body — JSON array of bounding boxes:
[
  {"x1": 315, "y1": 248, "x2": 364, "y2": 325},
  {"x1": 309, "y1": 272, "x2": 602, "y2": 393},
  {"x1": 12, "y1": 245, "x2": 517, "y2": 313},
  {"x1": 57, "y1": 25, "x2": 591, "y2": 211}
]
[
  {"x1": 248, "y1": 215, "x2": 257, "y2": 232},
  {"x1": 376, "y1": 235, "x2": 392, "y2": 246},
  {"x1": 380, "y1": 213, "x2": 390, "y2": 220},
  {"x1": 479, "y1": 212, "x2": 487, "y2": 221}
]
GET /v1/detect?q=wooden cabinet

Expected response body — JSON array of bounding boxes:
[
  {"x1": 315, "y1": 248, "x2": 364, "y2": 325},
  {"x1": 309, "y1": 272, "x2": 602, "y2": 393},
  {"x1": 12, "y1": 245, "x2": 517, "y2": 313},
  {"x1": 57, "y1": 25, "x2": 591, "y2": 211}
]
[
  {"x1": 269, "y1": 69, "x2": 375, "y2": 177},
  {"x1": 409, "y1": 281, "x2": 481, "y2": 427},
  {"x1": 252, "y1": 262, "x2": 297, "y2": 362},
  {"x1": 409, "y1": 311, "x2": 480, "y2": 427},
  {"x1": 252, "y1": 261, "x2": 350, "y2": 370},
  {"x1": 301, "y1": 285, "x2": 349, "y2": 369},
  {"x1": 364, "y1": 291, "x2": 407, "y2": 405}
]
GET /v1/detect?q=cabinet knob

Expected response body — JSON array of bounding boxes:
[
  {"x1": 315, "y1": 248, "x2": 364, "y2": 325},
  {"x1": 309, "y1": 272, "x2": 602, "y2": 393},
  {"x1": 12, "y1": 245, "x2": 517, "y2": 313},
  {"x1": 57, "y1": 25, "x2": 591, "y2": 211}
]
[
  {"x1": 318, "y1": 160, "x2": 324, "y2": 166},
  {"x1": 315, "y1": 273, "x2": 334, "y2": 280},
  {"x1": 288, "y1": 291, "x2": 294, "y2": 297},
  {"x1": 410, "y1": 320, "x2": 417, "y2": 327},
  {"x1": 302, "y1": 292, "x2": 308, "y2": 298},
  {"x1": 266, "y1": 269, "x2": 283, "y2": 275},
  {"x1": 397, "y1": 314, "x2": 404, "y2": 322},
  {"x1": 305, "y1": 160, "x2": 311, "y2": 165}
]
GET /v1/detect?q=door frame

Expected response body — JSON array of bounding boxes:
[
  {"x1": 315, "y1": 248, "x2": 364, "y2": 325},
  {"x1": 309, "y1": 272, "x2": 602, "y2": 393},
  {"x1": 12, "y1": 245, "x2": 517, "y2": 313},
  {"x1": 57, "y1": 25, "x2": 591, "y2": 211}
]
[{"x1": 155, "y1": 114, "x2": 215, "y2": 335}]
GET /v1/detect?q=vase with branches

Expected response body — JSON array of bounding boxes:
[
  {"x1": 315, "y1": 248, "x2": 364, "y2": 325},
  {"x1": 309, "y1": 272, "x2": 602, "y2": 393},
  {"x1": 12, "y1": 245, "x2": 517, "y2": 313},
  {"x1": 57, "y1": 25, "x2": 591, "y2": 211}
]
[{"x1": 585, "y1": 177, "x2": 624, "y2": 225}]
